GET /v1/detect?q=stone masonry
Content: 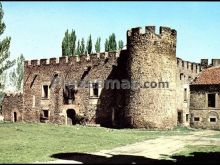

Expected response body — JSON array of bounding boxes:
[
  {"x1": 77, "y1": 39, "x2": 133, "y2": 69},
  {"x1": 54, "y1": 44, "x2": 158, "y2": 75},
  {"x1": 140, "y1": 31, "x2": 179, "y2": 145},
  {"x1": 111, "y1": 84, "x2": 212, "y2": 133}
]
[{"x1": 2, "y1": 25, "x2": 219, "y2": 130}]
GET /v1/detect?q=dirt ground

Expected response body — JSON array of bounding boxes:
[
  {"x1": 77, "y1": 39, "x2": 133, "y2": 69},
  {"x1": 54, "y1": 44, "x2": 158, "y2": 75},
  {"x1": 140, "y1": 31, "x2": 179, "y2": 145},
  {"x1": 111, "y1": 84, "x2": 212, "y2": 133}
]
[{"x1": 36, "y1": 129, "x2": 220, "y2": 164}]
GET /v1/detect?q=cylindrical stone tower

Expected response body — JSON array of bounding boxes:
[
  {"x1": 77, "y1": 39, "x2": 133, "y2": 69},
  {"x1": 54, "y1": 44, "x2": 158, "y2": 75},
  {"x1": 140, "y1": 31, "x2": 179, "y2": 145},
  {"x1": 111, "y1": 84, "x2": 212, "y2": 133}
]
[{"x1": 125, "y1": 26, "x2": 177, "y2": 129}]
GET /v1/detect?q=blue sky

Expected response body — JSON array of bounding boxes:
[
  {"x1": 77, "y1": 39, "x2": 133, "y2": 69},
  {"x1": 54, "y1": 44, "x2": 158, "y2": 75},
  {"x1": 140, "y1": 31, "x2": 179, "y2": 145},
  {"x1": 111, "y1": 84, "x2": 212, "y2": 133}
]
[{"x1": 2, "y1": 2, "x2": 220, "y2": 63}]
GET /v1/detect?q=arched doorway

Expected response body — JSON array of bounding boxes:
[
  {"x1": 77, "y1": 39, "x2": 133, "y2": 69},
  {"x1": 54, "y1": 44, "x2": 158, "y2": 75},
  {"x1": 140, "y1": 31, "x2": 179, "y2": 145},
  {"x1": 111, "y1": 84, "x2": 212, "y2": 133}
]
[
  {"x1": 13, "y1": 112, "x2": 17, "y2": 122},
  {"x1": 66, "y1": 109, "x2": 76, "y2": 125}
]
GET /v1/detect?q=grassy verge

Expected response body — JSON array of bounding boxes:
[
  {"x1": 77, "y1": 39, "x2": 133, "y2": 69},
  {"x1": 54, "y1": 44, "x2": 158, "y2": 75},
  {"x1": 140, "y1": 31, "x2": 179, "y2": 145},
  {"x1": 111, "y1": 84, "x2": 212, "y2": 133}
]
[
  {"x1": 173, "y1": 145, "x2": 220, "y2": 157},
  {"x1": 0, "y1": 122, "x2": 193, "y2": 163},
  {"x1": 209, "y1": 133, "x2": 220, "y2": 138}
]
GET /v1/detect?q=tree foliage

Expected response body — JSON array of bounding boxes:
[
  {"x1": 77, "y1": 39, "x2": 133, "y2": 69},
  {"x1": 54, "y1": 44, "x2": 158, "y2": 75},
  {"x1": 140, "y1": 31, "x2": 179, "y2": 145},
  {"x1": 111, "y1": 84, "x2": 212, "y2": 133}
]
[
  {"x1": 118, "y1": 40, "x2": 124, "y2": 50},
  {"x1": 9, "y1": 54, "x2": 25, "y2": 92},
  {"x1": 95, "y1": 37, "x2": 101, "y2": 53},
  {"x1": 108, "y1": 33, "x2": 117, "y2": 51},
  {"x1": 0, "y1": 2, "x2": 15, "y2": 101},
  {"x1": 86, "y1": 34, "x2": 92, "y2": 54},
  {"x1": 69, "y1": 30, "x2": 76, "y2": 56},
  {"x1": 62, "y1": 29, "x2": 76, "y2": 56},
  {"x1": 105, "y1": 39, "x2": 109, "y2": 52},
  {"x1": 76, "y1": 40, "x2": 80, "y2": 56},
  {"x1": 80, "y1": 38, "x2": 85, "y2": 55}
]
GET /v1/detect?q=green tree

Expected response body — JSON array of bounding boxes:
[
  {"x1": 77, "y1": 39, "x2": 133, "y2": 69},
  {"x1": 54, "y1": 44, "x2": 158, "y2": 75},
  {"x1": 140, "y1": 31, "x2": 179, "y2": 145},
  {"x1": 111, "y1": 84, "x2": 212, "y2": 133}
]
[
  {"x1": 62, "y1": 29, "x2": 77, "y2": 56},
  {"x1": 109, "y1": 33, "x2": 117, "y2": 51},
  {"x1": 118, "y1": 40, "x2": 124, "y2": 50},
  {"x1": 69, "y1": 30, "x2": 76, "y2": 56},
  {"x1": 0, "y1": 2, "x2": 15, "y2": 101},
  {"x1": 95, "y1": 37, "x2": 101, "y2": 53},
  {"x1": 62, "y1": 30, "x2": 70, "y2": 56},
  {"x1": 9, "y1": 54, "x2": 25, "y2": 92},
  {"x1": 76, "y1": 40, "x2": 80, "y2": 56},
  {"x1": 80, "y1": 38, "x2": 85, "y2": 55},
  {"x1": 105, "y1": 39, "x2": 109, "y2": 52},
  {"x1": 86, "y1": 34, "x2": 92, "y2": 54}
]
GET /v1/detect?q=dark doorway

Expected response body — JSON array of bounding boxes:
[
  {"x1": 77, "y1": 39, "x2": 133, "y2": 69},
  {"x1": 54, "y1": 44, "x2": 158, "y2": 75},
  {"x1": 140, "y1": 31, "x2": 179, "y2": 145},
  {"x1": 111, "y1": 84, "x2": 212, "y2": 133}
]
[
  {"x1": 66, "y1": 109, "x2": 76, "y2": 125},
  {"x1": 177, "y1": 111, "x2": 183, "y2": 125},
  {"x1": 14, "y1": 112, "x2": 17, "y2": 122}
]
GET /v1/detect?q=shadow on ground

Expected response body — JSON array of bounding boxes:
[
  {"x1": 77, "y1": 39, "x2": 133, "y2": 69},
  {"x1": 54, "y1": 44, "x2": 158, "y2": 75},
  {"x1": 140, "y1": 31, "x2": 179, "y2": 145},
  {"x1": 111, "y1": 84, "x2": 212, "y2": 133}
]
[{"x1": 51, "y1": 152, "x2": 220, "y2": 164}]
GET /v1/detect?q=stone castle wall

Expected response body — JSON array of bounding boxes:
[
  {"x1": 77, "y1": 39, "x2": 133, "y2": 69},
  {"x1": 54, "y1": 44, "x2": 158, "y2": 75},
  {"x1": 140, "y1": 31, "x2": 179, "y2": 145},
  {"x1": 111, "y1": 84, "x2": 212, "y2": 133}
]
[
  {"x1": 176, "y1": 58, "x2": 202, "y2": 126},
  {"x1": 1, "y1": 93, "x2": 23, "y2": 122},
  {"x1": 190, "y1": 85, "x2": 220, "y2": 130},
  {"x1": 125, "y1": 26, "x2": 178, "y2": 129},
  {"x1": 2, "y1": 25, "x2": 216, "y2": 130},
  {"x1": 22, "y1": 51, "x2": 120, "y2": 125}
]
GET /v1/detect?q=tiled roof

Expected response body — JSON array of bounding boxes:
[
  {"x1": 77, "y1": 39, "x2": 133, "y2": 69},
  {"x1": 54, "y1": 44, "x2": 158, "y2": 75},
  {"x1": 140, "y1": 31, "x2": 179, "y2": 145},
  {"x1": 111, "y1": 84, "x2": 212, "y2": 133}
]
[{"x1": 191, "y1": 66, "x2": 220, "y2": 85}]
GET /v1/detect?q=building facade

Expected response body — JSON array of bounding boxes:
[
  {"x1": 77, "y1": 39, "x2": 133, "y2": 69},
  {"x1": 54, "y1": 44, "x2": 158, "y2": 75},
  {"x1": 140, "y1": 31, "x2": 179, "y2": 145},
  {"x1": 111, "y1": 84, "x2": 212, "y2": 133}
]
[
  {"x1": 1, "y1": 25, "x2": 219, "y2": 130},
  {"x1": 190, "y1": 62, "x2": 220, "y2": 130}
]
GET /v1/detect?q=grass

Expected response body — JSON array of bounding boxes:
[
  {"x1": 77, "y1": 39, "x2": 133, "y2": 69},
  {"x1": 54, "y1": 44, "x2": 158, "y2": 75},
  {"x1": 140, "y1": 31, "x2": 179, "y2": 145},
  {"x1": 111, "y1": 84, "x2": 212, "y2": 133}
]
[
  {"x1": 209, "y1": 133, "x2": 220, "y2": 138},
  {"x1": 173, "y1": 145, "x2": 220, "y2": 157},
  {"x1": 0, "y1": 122, "x2": 194, "y2": 163}
]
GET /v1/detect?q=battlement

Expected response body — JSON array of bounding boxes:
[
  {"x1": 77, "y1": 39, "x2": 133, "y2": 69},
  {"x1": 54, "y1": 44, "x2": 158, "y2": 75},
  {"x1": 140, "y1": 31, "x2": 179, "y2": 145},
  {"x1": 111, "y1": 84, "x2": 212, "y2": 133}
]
[
  {"x1": 5, "y1": 92, "x2": 23, "y2": 98},
  {"x1": 24, "y1": 51, "x2": 120, "y2": 68},
  {"x1": 127, "y1": 26, "x2": 177, "y2": 39},
  {"x1": 177, "y1": 57, "x2": 201, "y2": 73}
]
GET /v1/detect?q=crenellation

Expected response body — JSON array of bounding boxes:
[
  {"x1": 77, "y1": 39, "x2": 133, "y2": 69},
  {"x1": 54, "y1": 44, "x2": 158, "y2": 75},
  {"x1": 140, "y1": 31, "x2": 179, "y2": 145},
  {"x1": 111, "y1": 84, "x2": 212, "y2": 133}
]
[
  {"x1": 160, "y1": 26, "x2": 177, "y2": 38},
  {"x1": 3, "y1": 25, "x2": 213, "y2": 130},
  {"x1": 40, "y1": 59, "x2": 48, "y2": 66},
  {"x1": 192, "y1": 63, "x2": 197, "y2": 73},
  {"x1": 31, "y1": 60, "x2": 39, "y2": 66},
  {"x1": 68, "y1": 55, "x2": 78, "y2": 64},
  {"x1": 59, "y1": 56, "x2": 68, "y2": 64},
  {"x1": 131, "y1": 27, "x2": 142, "y2": 35},
  {"x1": 5, "y1": 92, "x2": 22, "y2": 98},
  {"x1": 183, "y1": 61, "x2": 187, "y2": 69},
  {"x1": 49, "y1": 58, "x2": 58, "y2": 65},
  {"x1": 104, "y1": 52, "x2": 109, "y2": 59},
  {"x1": 212, "y1": 59, "x2": 220, "y2": 66},
  {"x1": 76, "y1": 55, "x2": 80, "y2": 62},
  {"x1": 145, "y1": 26, "x2": 156, "y2": 33},
  {"x1": 86, "y1": 54, "x2": 90, "y2": 61},
  {"x1": 201, "y1": 59, "x2": 208, "y2": 68}
]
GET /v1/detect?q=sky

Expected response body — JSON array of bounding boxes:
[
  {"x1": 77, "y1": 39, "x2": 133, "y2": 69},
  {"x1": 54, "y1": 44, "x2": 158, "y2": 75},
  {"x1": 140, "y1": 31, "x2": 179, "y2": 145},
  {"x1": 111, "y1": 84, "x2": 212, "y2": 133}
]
[{"x1": 1, "y1": 1, "x2": 220, "y2": 63}]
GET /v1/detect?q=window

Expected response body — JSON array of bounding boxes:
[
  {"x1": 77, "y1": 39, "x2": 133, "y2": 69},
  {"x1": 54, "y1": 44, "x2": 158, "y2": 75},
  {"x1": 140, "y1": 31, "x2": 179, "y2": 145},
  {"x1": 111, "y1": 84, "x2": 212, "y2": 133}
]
[
  {"x1": 32, "y1": 95, "x2": 35, "y2": 108},
  {"x1": 43, "y1": 110, "x2": 49, "y2": 119},
  {"x1": 186, "y1": 114, "x2": 189, "y2": 122},
  {"x1": 180, "y1": 73, "x2": 184, "y2": 80},
  {"x1": 188, "y1": 76, "x2": 192, "y2": 81},
  {"x1": 64, "y1": 85, "x2": 76, "y2": 104},
  {"x1": 194, "y1": 117, "x2": 200, "y2": 122},
  {"x1": 184, "y1": 88, "x2": 187, "y2": 102},
  {"x1": 93, "y1": 83, "x2": 99, "y2": 97},
  {"x1": 42, "y1": 85, "x2": 49, "y2": 99},
  {"x1": 0, "y1": 105, "x2": 2, "y2": 114},
  {"x1": 210, "y1": 117, "x2": 217, "y2": 123},
  {"x1": 90, "y1": 82, "x2": 100, "y2": 98},
  {"x1": 208, "y1": 94, "x2": 216, "y2": 108}
]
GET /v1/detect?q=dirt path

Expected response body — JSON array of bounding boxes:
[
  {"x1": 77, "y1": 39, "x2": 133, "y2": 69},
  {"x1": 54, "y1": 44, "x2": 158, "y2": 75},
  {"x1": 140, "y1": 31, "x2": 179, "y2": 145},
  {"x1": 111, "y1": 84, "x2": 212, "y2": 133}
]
[{"x1": 36, "y1": 130, "x2": 220, "y2": 164}]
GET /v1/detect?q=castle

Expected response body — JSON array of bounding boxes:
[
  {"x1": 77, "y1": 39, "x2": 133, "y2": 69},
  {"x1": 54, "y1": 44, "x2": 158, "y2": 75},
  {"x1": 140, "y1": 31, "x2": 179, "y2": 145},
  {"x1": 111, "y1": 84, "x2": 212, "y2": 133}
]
[{"x1": 1, "y1": 25, "x2": 220, "y2": 130}]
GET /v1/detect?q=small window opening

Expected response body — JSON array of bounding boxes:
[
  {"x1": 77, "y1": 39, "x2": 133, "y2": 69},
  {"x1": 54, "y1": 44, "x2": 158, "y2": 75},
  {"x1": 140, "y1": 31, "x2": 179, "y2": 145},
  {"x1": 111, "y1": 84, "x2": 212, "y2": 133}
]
[
  {"x1": 208, "y1": 94, "x2": 216, "y2": 108},
  {"x1": 194, "y1": 117, "x2": 200, "y2": 122},
  {"x1": 210, "y1": 118, "x2": 217, "y2": 123},
  {"x1": 184, "y1": 88, "x2": 187, "y2": 102},
  {"x1": 186, "y1": 114, "x2": 189, "y2": 122},
  {"x1": 93, "y1": 83, "x2": 99, "y2": 97},
  {"x1": 43, "y1": 85, "x2": 49, "y2": 99}
]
